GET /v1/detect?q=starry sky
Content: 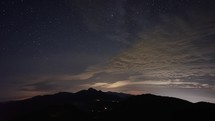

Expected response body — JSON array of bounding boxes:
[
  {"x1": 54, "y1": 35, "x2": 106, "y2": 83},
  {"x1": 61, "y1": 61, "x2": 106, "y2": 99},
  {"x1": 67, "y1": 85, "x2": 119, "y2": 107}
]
[{"x1": 1, "y1": 0, "x2": 215, "y2": 103}]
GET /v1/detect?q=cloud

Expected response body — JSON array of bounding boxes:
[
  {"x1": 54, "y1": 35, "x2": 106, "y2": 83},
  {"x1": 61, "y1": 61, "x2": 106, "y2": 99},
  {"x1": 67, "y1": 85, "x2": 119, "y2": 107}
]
[
  {"x1": 21, "y1": 82, "x2": 59, "y2": 92},
  {"x1": 19, "y1": 7, "x2": 215, "y2": 95},
  {"x1": 83, "y1": 81, "x2": 129, "y2": 88},
  {"x1": 60, "y1": 69, "x2": 102, "y2": 80},
  {"x1": 12, "y1": 0, "x2": 215, "y2": 102},
  {"x1": 83, "y1": 80, "x2": 129, "y2": 89},
  {"x1": 105, "y1": 10, "x2": 215, "y2": 89},
  {"x1": 83, "y1": 78, "x2": 211, "y2": 90},
  {"x1": 105, "y1": 81, "x2": 130, "y2": 88}
]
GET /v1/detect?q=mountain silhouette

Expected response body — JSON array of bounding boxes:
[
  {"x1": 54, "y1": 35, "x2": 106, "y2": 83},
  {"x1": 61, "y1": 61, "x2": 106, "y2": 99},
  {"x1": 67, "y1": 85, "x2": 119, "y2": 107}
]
[
  {"x1": 0, "y1": 88, "x2": 214, "y2": 121},
  {"x1": 111, "y1": 94, "x2": 215, "y2": 120}
]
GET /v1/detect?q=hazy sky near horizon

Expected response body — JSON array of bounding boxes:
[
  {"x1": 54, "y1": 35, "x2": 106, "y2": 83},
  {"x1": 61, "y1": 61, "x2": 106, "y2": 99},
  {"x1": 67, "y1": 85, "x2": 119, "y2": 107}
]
[{"x1": 1, "y1": 0, "x2": 215, "y2": 103}]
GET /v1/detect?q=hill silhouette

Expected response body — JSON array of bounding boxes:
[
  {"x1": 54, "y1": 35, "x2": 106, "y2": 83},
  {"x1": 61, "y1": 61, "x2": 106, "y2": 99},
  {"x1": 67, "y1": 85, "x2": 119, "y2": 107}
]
[{"x1": 0, "y1": 88, "x2": 214, "y2": 121}]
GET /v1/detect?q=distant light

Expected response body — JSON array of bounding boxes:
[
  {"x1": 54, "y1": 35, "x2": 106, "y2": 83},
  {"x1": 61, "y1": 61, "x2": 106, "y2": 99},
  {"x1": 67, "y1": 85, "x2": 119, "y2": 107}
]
[{"x1": 96, "y1": 99, "x2": 100, "y2": 101}]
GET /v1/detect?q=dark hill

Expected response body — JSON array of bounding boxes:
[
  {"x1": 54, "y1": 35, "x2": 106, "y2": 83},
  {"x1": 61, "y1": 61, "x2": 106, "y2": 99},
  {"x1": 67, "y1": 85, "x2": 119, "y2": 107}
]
[
  {"x1": 109, "y1": 94, "x2": 215, "y2": 121},
  {"x1": 0, "y1": 89, "x2": 214, "y2": 121},
  {"x1": 0, "y1": 88, "x2": 131, "y2": 121}
]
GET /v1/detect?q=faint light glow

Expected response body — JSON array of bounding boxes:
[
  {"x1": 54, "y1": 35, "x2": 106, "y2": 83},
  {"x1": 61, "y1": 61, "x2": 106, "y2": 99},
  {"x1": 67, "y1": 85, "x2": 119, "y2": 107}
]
[
  {"x1": 92, "y1": 83, "x2": 108, "y2": 87},
  {"x1": 84, "y1": 79, "x2": 210, "y2": 89},
  {"x1": 106, "y1": 81, "x2": 130, "y2": 88}
]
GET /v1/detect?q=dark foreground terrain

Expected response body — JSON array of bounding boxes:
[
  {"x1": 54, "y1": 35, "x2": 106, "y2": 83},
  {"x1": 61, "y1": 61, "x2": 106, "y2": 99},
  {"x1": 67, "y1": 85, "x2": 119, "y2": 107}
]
[{"x1": 0, "y1": 88, "x2": 215, "y2": 121}]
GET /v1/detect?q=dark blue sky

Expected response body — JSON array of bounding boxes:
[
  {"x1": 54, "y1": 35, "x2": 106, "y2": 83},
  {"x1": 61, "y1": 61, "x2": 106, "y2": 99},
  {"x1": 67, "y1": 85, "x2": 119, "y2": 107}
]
[{"x1": 0, "y1": 0, "x2": 215, "y2": 103}]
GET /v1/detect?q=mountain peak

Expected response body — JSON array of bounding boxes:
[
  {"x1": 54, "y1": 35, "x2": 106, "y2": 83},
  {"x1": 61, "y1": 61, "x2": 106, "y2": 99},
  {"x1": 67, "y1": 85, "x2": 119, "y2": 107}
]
[{"x1": 87, "y1": 88, "x2": 98, "y2": 92}]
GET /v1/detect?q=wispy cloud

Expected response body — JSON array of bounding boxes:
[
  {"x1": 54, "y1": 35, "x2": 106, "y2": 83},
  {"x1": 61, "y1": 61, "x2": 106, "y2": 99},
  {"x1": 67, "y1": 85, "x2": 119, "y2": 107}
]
[
  {"x1": 105, "y1": 12, "x2": 215, "y2": 89},
  {"x1": 20, "y1": 13, "x2": 215, "y2": 96},
  {"x1": 83, "y1": 79, "x2": 212, "y2": 89}
]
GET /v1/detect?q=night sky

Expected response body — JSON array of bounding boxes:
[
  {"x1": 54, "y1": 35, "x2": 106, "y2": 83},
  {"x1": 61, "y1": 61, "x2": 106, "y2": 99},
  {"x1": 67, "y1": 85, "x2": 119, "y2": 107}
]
[{"x1": 1, "y1": 0, "x2": 215, "y2": 103}]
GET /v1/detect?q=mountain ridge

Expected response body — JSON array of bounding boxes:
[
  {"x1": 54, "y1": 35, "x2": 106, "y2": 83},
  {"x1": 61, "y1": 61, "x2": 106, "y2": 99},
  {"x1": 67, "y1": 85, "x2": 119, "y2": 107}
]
[{"x1": 0, "y1": 88, "x2": 215, "y2": 121}]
